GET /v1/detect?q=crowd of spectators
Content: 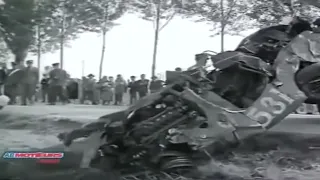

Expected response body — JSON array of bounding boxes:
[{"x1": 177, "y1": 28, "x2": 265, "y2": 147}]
[
  {"x1": 0, "y1": 59, "x2": 179, "y2": 106},
  {"x1": 62, "y1": 73, "x2": 165, "y2": 106},
  {"x1": 0, "y1": 60, "x2": 319, "y2": 114}
]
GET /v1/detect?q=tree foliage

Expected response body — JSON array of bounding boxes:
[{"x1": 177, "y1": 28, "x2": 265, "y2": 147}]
[
  {"x1": 246, "y1": 0, "x2": 320, "y2": 27},
  {"x1": 28, "y1": 0, "x2": 126, "y2": 55},
  {"x1": 81, "y1": 0, "x2": 127, "y2": 80},
  {"x1": 130, "y1": 0, "x2": 184, "y2": 31},
  {"x1": 0, "y1": 0, "x2": 127, "y2": 67},
  {"x1": 44, "y1": 0, "x2": 126, "y2": 45},
  {"x1": 80, "y1": 0, "x2": 126, "y2": 33},
  {"x1": 38, "y1": 0, "x2": 99, "y2": 52},
  {"x1": 30, "y1": 0, "x2": 126, "y2": 67},
  {"x1": 28, "y1": 0, "x2": 61, "y2": 55},
  {"x1": 182, "y1": 0, "x2": 254, "y2": 36},
  {"x1": 129, "y1": 0, "x2": 185, "y2": 76},
  {"x1": 0, "y1": 0, "x2": 35, "y2": 63}
]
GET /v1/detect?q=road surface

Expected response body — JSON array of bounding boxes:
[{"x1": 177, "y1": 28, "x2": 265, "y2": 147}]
[
  {"x1": 1, "y1": 104, "x2": 320, "y2": 134},
  {"x1": 0, "y1": 104, "x2": 126, "y2": 123},
  {"x1": 1, "y1": 104, "x2": 320, "y2": 180}
]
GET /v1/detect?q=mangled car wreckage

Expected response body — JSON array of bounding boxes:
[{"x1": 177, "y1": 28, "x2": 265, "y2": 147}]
[
  {"x1": 2, "y1": 17, "x2": 320, "y2": 179},
  {"x1": 54, "y1": 18, "x2": 320, "y2": 177}
]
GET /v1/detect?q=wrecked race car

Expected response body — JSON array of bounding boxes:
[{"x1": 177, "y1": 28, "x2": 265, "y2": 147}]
[
  {"x1": 54, "y1": 30, "x2": 320, "y2": 178},
  {"x1": 2, "y1": 25, "x2": 320, "y2": 180}
]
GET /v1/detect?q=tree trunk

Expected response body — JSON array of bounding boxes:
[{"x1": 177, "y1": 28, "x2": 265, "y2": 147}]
[
  {"x1": 151, "y1": 1, "x2": 161, "y2": 77},
  {"x1": 220, "y1": 0, "x2": 225, "y2": 52},
  {"x1": 220, "y1": 25, "x2": 225, "y2": 52},
  {"x1": 60, "y1": 34, "x2": 64, "y2": 69},
  {"x1": 36, "y1": 26, "x2": 41, "y2": 80},
  {"x1": 99, "y1": 30, "x2": 107, "y2": 80},
  {"x1": 60, "y1": 8, "x2": 66, "y2": 69}
]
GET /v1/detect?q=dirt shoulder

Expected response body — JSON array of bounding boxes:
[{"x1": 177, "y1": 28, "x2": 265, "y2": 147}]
[
  {"x1": 0, "y1": 104, "x2": 126, "y2": 121},
  {"x1": 1, "y1": 104, "x2": 320, "y2": 134}
]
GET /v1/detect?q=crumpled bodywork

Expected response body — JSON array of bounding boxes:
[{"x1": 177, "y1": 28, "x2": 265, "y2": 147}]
[
  {"x1": 287, "y1": 31, "x2": 320, "y2": 63},
  {"x1": 55, "y1": 30, "x2": 320, "y2": 175}
]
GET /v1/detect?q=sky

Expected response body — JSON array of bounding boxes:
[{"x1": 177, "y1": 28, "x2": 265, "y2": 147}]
[{"x1": 24, "y1": 13, "x2": 257, "y2": 79}]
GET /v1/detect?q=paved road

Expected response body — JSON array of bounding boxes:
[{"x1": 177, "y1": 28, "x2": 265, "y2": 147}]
[
  {"x1": 0, "y1": 104, "x2": 126, "y2": 122},
  {"x1": 1, "y1": 104, "x2": 320, "y2": 134}
]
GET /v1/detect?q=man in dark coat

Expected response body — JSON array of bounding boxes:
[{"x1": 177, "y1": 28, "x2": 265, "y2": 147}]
[
  {"x1": 114, "y1": 74, "x2": 126, "y2": 105},
  {"x1": 136, "y1": 74, "x2": 149, "y2": 99},
  {"x1": 82, "y1": 74, "x2": 97, "y2": 105},
  {"x1": 149, "y1": 76, "x2": 163, "y2": 93},
  {"x1": 0, "y1": 63, "x2": 7, "y2": 95},
  {"x1": 48, "y1": 63, "x2": 68, "y2": 105},
  {"x1": 128, "y1": 75, "x2": 138, "y2": 104},
  {"x1": 20, "y1": 60, "x2": 39, "y2": 105},
  {"x1": 66, "y1": 78, "x2": 79, "y2": 101},
  {"x1": 5, "y1": 62, "x2": 20, "y2": 104}
]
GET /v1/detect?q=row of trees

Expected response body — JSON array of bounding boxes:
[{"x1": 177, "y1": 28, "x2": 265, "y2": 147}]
[
  {"x1": 0, "y1": 0, "x2": 320, "y2": 78},
  {"x1": 0, "y1": 0, "x2": 128, "y2": 79}
]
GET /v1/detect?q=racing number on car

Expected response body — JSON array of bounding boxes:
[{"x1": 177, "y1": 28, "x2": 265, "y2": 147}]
[{"x1": 246, "y1": 87, "x2": 294, "y2": 127}]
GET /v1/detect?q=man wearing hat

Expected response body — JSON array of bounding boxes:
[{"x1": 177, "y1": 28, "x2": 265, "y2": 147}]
[
  {"x1": 81, "y1": 74, "x2": 97, "y2": 104},
  {"x1": 48, "y1": 63, "x2": 68, "y2": 105},
  {"x1": 20, "y1": 60, "x2": 39, "y2": 105}
]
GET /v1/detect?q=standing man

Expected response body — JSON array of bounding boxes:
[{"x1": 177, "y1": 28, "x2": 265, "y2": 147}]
[
  {"x1": 114, "y1": 74, "x2": 126, "y2": 105},
  {"x1": 21, "y1": 60, "x2": 39, "y2": 105},
  {"x1": 128, "y1": 76, "x2": 138, "y2": 104},
  {"x1": 149, "y1": 76, "x2": 163, "y2": 93},
  {"x1": 5, "y1": 62, "x2": 20, "y2": 104},
  {"x1": 136, "y1": 74, "x2": 149, "y2": 99},
  {"x1": 48, "y1": 63, "x2": 68, "y2": 105},
  {"x1": 40, "y1": 74, "x2": 49, "y2": 102},
  {"x1": 82, "y1": 74, "x2": 97, "y2": 105},
  {"x1": 0, "y1": 63, "x2": 7, "y2": 95}
]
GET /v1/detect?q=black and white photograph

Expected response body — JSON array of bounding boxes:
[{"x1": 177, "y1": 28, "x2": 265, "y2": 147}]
[{"x1": 0, "y1": 0, "x2": 320, "y2": 179}]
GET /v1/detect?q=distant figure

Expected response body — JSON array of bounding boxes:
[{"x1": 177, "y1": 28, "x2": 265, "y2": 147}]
[
  {"x1": 0, "y1": 62, "x2": 7, "y2": 95},
  {"x1": 114, "y1": 74, "x2": 126, "y2": 105},
  {"x1": 82, "y1": 74, "x2": 97, "y2": 105},
  {"x1": 34, "y1": 84, "x2": 41, "y2": 102},
  {"x1": 20, "y1": 60, "x2": 39, "y2": 105},
  {"x1": 128, "y1": 75, "x2": 138, "y2": 104},
  {"x1": 66, "y1": 79, "x2": 79, "y2": 101},
  {"x1": 136, "y1": 74, "x2": 149, "y2": 99},
  {"x1": 100, "y1": 76, "x2": 113, "y2": 105},
  {"x1": 5, "y1": 62, "x2": 20, "y2": 104},
  {"x1": 149, "y1": 76, "x2": 163, "y2": 93},
  {"x1": 40, "y1": 74, "x2": 49, "y2": 102},
  {"x1": 48, "y1": 63, "x2": 68, "y2": 105},
  {"x1": 108, "y1": 76, "x2": 115, "y2": 103}
]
